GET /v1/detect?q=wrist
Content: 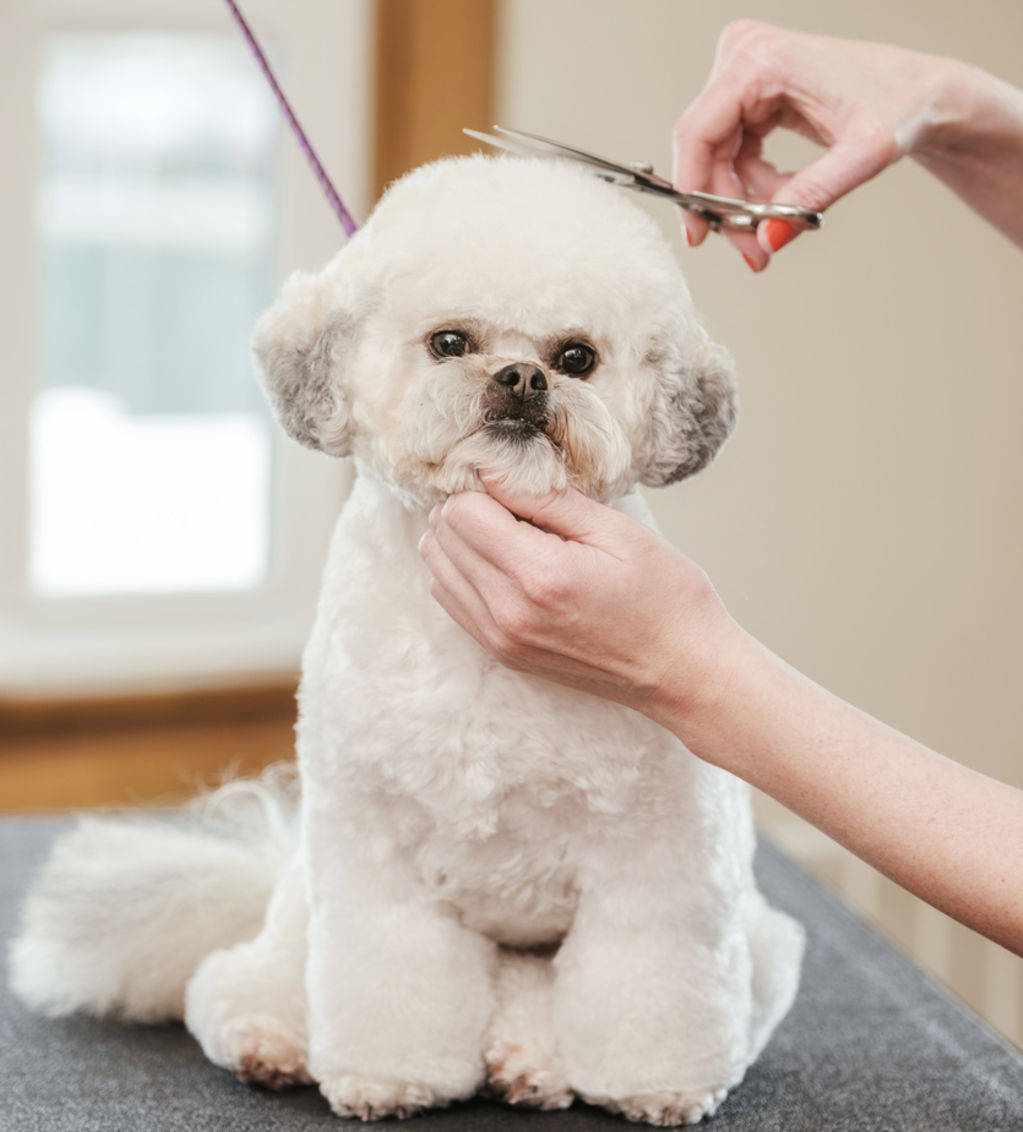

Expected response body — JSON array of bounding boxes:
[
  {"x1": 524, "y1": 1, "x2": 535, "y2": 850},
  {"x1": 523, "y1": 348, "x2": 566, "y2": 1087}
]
[
  {"x1": 638, "y1": 605, "x2": 754, "y2": 760},
  {"x1": 912, "y1": 57, "x2": 1022, "y2": 164}
]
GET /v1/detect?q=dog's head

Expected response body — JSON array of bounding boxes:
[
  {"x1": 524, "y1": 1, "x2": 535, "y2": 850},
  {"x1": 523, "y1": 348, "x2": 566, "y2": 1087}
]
[{"x1": 254, "y1": 154, "x2": 737, "y2": 507}]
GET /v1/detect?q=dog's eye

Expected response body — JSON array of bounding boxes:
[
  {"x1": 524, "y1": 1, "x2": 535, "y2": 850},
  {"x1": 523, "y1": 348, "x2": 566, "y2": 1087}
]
[
  {"x1": 553, "y1": 341, "x2": 597, "y2": 378},
  {"x1": 429, "y1": 330, "x2": 471, "y2": 360}
]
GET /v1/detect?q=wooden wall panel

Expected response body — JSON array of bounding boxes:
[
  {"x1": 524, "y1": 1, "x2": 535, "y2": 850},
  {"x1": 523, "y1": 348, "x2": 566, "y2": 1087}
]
[
  {"x1": 373, "y1": 0, "x2": 496, "y2": 198},
  {"x1": 0, "y1": 680, "x2": 298, "y2": 811},
  {"x1": 1, "y1": 716, "x2": 297, "y2": 811}
]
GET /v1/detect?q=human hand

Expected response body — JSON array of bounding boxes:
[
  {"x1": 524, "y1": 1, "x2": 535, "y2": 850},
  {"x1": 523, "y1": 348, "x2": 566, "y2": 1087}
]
[
  {"x1": 673, "y1": 20, "x2": 953, "y2": 269},
  {"x1": 418, "y1": 478, "x2": 739, "y2": 722}
]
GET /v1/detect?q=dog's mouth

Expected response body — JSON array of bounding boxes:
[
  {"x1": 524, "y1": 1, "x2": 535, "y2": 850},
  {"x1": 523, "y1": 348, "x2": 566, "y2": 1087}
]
[
  {"x1": 480, "y1": 380, "x2": 551, "y2": 442},
  {"x1": 482, "y1": 415, "x2": 547, "y2": 443}
]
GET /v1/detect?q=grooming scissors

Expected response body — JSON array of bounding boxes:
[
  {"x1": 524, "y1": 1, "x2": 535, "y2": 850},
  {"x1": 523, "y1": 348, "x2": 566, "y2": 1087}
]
[{"x1": 463, "y1": 125, "x2": 822, "y2": 234}]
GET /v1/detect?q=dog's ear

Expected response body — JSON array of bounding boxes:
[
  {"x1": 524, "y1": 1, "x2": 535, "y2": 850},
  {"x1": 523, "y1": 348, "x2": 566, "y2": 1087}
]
[
  {"x1": 638, "y1": 323, "x2": 738, "y2": 487},
  {"x1": 252, "y1": 268, "x2": 357, "y2": 457}
]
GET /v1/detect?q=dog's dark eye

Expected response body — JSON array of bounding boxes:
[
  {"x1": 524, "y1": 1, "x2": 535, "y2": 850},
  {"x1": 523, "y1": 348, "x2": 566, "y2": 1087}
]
[
  {"x1": 429, "y1": 330, "x2": 471, "y2": 360},
  {"x1": 553, "y1": 341, "x2": 597, "y2": 378}
]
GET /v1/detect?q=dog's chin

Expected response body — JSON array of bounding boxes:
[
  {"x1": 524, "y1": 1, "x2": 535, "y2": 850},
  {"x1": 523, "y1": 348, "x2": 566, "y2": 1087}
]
[
  {"x1": 385, "y1": 425, "x2": 566, "y2": 507},
  {"x1": 384, "y1": 415, "x2": 635, "y2": 509}
]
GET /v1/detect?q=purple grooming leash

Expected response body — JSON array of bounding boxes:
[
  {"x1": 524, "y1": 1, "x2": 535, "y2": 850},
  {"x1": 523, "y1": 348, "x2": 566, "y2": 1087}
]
[{"x1": 222, "y1": 0, "x2": 359, "y2": 237}]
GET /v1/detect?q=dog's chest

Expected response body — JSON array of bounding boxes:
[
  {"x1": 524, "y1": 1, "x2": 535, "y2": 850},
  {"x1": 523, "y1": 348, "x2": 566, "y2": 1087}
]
[
  {"x1": 297, "y1": 479, "x2": 693, "y2": 938},
  {"x1": 300, "y1": 480, "x2": 674, "y2": 813},
  {"x1": 307, "y1": 608, "x2": 665, "y2": 828}
]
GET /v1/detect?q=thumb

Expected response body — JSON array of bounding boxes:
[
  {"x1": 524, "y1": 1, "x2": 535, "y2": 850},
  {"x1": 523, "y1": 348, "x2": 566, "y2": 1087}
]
[
  {"x1": 480, "y1": 476, "x2": 615, "y2": 545},
  {"x1": 758, "y1": 139, "x2": 893, "y2": 253},
  {"x1": 777, "y1": 138, "x2": 893, "y2": 211}
]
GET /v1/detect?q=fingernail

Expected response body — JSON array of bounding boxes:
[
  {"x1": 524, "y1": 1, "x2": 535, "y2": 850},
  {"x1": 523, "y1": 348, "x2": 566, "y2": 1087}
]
[
  {"x1": 759, "y1": 218, "x2": 796, "y2": 253},
  {"x1": 683, "y1": 224, "x2": 695, "y2": 248},
  {"x1": 742, "y1": 253, "x2": 760, "y2": 273},
  {"x1": 429, "y1": 502, "x2": 442, "y2": 526}
]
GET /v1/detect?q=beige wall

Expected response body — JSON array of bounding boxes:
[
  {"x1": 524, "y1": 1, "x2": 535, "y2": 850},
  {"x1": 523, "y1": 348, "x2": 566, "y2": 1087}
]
[
  {"x1": 497, "y1": 0, "x2": 1023, "y2": 791},
  {"x1": 496, "y1": 0, "x2": 1023, "y2": 1038}
]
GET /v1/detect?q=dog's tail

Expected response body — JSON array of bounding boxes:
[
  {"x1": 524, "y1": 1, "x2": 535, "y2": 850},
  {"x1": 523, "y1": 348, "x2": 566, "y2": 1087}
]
[{"x1": 7, "y1": 764, "x2": 299, "y2": 1023}]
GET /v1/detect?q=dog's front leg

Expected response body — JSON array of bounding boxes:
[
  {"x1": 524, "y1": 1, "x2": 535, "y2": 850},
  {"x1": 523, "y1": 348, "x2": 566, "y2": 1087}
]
[
  {"x1": 303, "y1": 822, "x2": 497, "y2": 1121},
  {"x1": 553, "y1": 844, "x2": 753, "y2": 1127}
]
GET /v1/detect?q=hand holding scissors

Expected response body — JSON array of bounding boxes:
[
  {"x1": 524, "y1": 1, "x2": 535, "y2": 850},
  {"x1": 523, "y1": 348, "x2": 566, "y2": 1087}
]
[{"x1": 465, "y1": 125, "x2": 822, "y2": 241}]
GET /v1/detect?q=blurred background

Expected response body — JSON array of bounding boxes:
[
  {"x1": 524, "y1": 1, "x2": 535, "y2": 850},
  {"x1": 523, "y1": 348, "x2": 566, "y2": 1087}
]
[{"x1": 2, "y1": 0, "x2": 1022, "y2": 1047}]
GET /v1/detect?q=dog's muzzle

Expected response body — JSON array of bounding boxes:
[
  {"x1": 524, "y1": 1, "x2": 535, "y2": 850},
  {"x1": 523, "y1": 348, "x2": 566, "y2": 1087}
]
[{"x1": 482, "y1": 363, "x2": 549, "y2": 436}]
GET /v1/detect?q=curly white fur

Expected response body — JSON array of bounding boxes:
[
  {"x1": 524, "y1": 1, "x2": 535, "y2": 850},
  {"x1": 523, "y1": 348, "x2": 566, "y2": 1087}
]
[{"x1": 9, "y1": 155, "x2": 802, "y2": 1127}]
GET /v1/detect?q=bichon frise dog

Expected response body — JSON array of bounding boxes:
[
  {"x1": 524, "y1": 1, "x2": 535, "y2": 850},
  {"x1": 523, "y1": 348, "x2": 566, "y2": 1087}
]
[{"x1": 10, "y1": 154, "x2": 803, "y2": 1126}]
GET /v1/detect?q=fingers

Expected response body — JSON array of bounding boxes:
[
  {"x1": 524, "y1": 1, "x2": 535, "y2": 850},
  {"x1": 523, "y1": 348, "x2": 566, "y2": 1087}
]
[
  {"x1": 418, "y1": 504, "x2": 604, "y2": 687},
  {"x1": 769, "y1": 136, "x2": 896, "y2": 213},
  {"x1": 417, "y1": 517, "x2": 508, "y2": 654},
  {"x1": 423, "y1": 489, "x2": 554, "y2": 581},
  {"x1": 674, "y1": 89, "x2": 784, "y2": 270},
  {"x1": 672, "y1": 23, "x2": 777, "y2": 252},
  {"x1": 672, "y1": 94, "x2": 743, "y2": 249},
  {"x1": 419, "y1": 492, "x2": 556, "y2": 657},
  {"x1": 479, "y1": 475, "x2": 623, "y2": 549},
  {"x1": 676, "y1": 21, "x2": 907, "y2": 271},
  {"x1": 753, "y1": 138, "x2": 895, "y2": 255},
  {"x1": 673, "y1": 20, "x2": 845, "y2": 270},
  {"x1": 424, "y1": 498, "x2": 515, "y2": 599}
]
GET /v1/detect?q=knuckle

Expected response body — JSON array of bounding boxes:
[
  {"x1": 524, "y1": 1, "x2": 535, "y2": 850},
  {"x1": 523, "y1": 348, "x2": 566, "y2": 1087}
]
[
  {"x1": 490, "y1": 621, "x2": 529, "y2": 666},
  {"x1": 855, "y1": 124, "x2": 900, "y2": 167},
  {"x1": 493, "y1": 598, "x2": 534, "y2": 646},
  {"x1": 720, "y1": 18, "x2": 772, "y2": 57},
  {"x1": 518, "y1": 561, "x2": 568, "y2": 614},
  {"x1": 721, "y1": 17, "x2": 766, "y2": 45},
  {"x1": 722, "y1": 19, "x2": 786, "y2": 74}
]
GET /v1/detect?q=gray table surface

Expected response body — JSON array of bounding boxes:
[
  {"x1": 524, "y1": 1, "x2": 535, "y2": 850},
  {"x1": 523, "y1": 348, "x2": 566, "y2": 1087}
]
[{"x1": 3, "y1": 815, "x2": 1022, "y2": 1131}]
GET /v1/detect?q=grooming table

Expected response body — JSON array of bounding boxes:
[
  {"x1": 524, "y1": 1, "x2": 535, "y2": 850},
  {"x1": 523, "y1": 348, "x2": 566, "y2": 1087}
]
[{"x1": 2, "y1": 816, "x2": 1021, "y2": 1131}]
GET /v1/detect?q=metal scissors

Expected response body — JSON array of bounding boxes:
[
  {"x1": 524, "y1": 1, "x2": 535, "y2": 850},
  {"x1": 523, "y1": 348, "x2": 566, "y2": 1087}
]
[{"x1": 463, "y1": 125, "x2": 822, "y2": 234}]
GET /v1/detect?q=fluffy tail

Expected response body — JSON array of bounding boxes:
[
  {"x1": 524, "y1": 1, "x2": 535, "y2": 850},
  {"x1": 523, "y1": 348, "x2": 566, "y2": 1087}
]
[{"x1": 8, "y1": 765, "x2": 299, "y2": 1023}]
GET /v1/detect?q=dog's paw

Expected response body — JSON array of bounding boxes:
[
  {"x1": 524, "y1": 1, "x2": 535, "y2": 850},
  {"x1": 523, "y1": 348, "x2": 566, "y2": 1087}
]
[
  {"x1": 485, "y1": 1040, "x2": 574, "y2": 1111},
  {"x1": 218, "y1": 1015, "x2": 312, "y2": 1090},
  {"x1": 585, "y1": 1086, "x2": 729, "y2": 1127},
  {"x1": 320, "y1": 1075, "x2": 443, "y2": 1121}
]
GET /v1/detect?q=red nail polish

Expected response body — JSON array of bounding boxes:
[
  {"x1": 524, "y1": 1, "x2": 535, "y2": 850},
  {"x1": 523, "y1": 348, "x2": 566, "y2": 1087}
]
[
  {"x1": 761, "y1": 218, "x2": 796, "y2": 252},
  {"x1": 742, "y1": 253, "x2": 759, "y2": 272}
]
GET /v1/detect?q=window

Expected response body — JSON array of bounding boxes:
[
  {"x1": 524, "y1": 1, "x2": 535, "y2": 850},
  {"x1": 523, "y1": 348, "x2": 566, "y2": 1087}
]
[
  {"x1": 0, "y1": 0, "x2": 370, "y2": 693},
  {"x1": 33, "y1": 33, "x2": 276, "y2": 595}
]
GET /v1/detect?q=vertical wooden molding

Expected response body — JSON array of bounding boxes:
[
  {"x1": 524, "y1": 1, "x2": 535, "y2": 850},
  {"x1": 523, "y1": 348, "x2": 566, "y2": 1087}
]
[{"x1": 373, "y1": 0, "x2": 496, "y2": 201}]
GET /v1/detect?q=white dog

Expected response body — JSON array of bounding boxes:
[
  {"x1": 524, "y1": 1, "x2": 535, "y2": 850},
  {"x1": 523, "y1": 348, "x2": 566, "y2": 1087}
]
[{"x1": 10, "y1": 155, "x2": 803, "y2": 1126}]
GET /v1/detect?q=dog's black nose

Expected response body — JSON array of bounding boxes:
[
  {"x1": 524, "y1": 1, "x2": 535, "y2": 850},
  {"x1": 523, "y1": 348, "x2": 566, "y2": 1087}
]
[{"x1": 492, "y1": 363, "x2": 547, "y2": 402}]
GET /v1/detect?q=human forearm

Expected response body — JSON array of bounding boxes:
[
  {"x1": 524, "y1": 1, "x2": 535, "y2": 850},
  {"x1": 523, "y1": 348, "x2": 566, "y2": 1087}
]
[
  {"x1": 422, "y1": 484, "x2": 1023, "y2": 953},
  {"x1": 912, "y1": 59, "x2": 1023, "y2": 248},
  {"x1": 650, "y1": 623, "x2": 1023, "y2": 955}
]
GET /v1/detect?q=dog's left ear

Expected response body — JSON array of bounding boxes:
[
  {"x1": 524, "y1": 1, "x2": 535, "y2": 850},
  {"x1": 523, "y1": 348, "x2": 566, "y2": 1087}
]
[{"x1": 638, "y1": 323, "x2": 738, "y2": 487}]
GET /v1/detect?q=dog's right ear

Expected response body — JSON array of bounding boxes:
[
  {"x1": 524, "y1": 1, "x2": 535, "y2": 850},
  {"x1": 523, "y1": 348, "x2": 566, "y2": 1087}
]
[{"x1": 252, "y1": 268, "x2": 357, "y2": 457}]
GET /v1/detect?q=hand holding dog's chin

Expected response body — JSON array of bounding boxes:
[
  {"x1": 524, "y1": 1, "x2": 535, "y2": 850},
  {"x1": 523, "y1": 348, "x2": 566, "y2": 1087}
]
[{"x1": 418, "y1": 479, "x2": 747, "y2": 744}]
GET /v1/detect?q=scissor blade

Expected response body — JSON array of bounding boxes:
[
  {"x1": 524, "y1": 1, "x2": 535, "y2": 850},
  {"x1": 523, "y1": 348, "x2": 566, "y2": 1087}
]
[
  {"x1": 490, "y1": 126, "x2": 639, "y2": 178},
  {"x1": 463, "y1": 126, "x2": 639, "y2": 184},
  {"x1": 462, "y1": 128, "x2": 532, "y2": 156},
  {"x1": 463, "y1": 125, "x2": 821, "y2": 231}
]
